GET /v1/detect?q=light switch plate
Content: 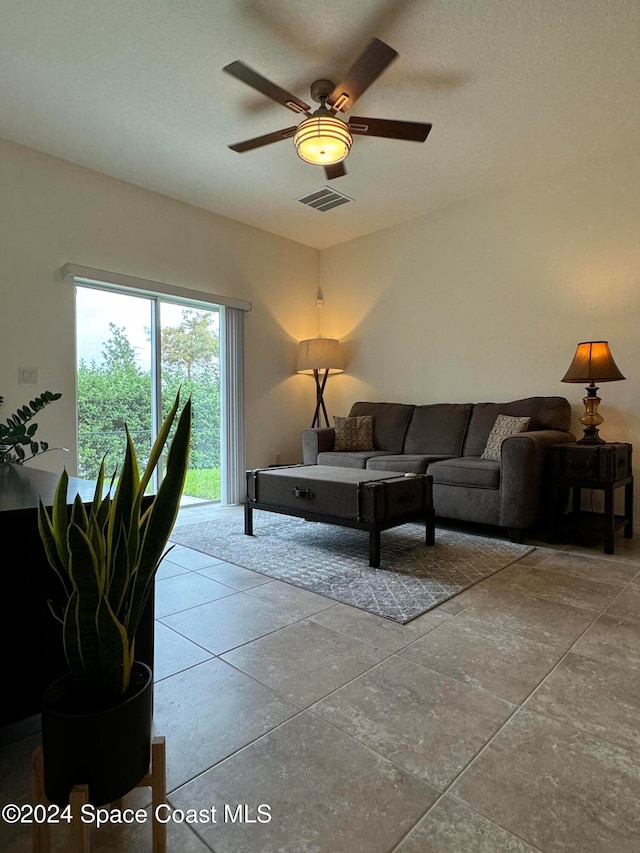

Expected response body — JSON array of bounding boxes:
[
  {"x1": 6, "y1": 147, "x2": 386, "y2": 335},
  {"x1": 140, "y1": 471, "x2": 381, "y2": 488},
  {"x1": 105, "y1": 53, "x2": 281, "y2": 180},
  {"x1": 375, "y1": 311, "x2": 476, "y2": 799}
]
[{"x1": 19, "y1": 367, "x2": 39, "y2": 384}]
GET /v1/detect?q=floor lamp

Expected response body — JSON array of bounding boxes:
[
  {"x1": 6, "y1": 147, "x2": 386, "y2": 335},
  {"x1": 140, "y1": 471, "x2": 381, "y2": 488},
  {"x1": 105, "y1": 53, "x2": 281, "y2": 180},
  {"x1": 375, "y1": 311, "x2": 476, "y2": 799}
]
[{"x1": 297, "y1": 338, "x2": 344, "y2": 428}]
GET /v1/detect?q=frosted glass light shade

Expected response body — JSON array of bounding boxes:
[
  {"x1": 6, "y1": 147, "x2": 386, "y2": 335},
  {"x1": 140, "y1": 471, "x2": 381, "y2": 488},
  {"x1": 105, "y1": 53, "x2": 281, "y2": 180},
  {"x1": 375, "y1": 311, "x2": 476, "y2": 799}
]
[{"x1": 294, "y1": 116, "x2": 352, "y2": 165}]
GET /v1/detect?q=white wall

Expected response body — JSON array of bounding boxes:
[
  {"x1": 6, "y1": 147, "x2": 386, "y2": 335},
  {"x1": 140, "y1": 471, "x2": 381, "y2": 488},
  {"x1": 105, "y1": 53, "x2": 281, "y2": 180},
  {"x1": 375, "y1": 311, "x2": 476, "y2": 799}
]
[
  {"x1": 320, "y1": 148, "x2": 640, "y2": 520},
  {"x1": 3, "y1": 136, "x2": 640, "y2": 524},
  {"x1": 0, "y1": 138, "x2": 319, "y2": 475}
]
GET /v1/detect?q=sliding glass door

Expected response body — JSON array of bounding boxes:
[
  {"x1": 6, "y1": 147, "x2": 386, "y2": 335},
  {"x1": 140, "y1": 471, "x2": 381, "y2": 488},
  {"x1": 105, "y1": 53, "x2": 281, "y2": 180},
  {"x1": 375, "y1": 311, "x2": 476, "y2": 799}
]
[
  {"x1": 76, "y1": 286, "x2": 221, "y2": 503},
  {"x1": 159, "y1": 304, "x2": 220, "y2": 503}
]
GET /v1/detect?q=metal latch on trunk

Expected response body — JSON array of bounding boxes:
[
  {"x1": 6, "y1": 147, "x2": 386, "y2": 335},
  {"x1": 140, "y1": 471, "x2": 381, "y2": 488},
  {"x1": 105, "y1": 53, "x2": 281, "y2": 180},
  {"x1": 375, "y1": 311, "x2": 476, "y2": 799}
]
[{"x1": 293, "y1": 488, "x2": 314, "y2": 499}]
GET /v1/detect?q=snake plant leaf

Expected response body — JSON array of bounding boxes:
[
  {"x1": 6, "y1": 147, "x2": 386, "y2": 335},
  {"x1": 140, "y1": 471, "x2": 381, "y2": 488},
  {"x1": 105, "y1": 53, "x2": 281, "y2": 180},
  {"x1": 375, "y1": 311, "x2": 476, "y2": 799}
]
[
  {"x1": 51, "y1": 469, "x2": 70, "y2": 558},
  {"x1": 107, "y1": 520, "x2": 131, "y2": 616},
  {"x1": 90, "y1": 457, "x2": 106, "y2": 511},
  {"x1": 68, "y1": 522, "x2": 102, "y2": 679},
  {"x1": 108, "y1": 511, "x2": 132, "y2": 604},
  {"x1": 46, "y1": 598, "x2": 64, "y2": 625},
  {"x1": 62, "y1": 591, "x2": 86, "y2": 684},
  {"x1": 123, "y1": 430, "x2": 141, "y2": 576},
  {"x1": 70, "y1": 493, "x2": 89, "y2": 533},
  {"x1": 128, "y1": 398, "x2": 191, "y2": 641},
  {"x1": 37, "y1": 500, "x2": 70, "y2": 597},
  {"x1": 139, "y1": 390, "x2": 182, "y2": 496},
  {"x1": 97, "y1": 596, "x2": 129, "y2": 697},
  {"x1": 124, "y1": 390, "x2": 181, "y2": 569},
  {"x1": 107, "y1": 427, "x2": 139, "y2": 573},
  {"x1": 88, "y1": 510, "x2": 107, "y2": 589},
  {"x1": 93, "y1": 460, "x2": 113, "y2": 533}
]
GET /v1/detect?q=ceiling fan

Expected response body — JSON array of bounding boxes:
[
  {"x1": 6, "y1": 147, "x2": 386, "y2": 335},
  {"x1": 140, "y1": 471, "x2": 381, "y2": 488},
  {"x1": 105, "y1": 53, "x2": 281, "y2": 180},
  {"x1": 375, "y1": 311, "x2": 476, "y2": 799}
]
[{"x1": 223, "y1": 38, "x2": 432, "y2": 180}]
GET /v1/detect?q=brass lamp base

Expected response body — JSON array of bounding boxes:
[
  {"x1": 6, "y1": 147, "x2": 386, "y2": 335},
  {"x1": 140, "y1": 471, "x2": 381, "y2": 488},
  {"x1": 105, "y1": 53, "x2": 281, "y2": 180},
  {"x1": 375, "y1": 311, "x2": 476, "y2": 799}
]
[{"x1": 576, "y1": 383, "x2": 606, "y2": 444}]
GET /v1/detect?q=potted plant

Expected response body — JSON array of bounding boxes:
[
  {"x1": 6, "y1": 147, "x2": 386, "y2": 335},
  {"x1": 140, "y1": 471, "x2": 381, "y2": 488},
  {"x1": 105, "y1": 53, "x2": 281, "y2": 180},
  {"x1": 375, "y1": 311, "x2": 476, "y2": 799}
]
[
  {"x1": 0, "y1": 390, "x2": 63, "y2": 463},
  {"x1": 37, "y1": 391, "x2": 192, "y2": 806}
]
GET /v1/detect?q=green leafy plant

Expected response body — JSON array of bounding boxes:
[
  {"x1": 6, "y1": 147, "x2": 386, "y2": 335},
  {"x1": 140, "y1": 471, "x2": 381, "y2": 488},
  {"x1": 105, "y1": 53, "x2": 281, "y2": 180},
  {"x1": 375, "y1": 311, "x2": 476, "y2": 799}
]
[
  {"x1": 0, "y1": 390, "x2": 62, "y2": 464},
  {"x1": 37, "y1": 391, "x2": 192, "y2": 707}
]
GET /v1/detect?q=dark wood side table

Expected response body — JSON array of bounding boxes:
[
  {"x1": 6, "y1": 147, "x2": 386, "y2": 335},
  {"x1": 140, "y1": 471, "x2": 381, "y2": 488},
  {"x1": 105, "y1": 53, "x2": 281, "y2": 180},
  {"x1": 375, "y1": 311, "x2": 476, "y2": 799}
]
[{"x1": 548, "y1": 442, "x2": 633, "y2": 554}]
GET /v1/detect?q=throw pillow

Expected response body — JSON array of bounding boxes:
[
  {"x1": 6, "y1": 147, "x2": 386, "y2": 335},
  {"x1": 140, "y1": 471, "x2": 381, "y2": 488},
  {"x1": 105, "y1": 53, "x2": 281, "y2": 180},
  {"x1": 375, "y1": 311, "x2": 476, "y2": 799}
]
[
  {"x1": 481, "y1": 415, "x2": 531, "y2": 461},
  {"x1": 333, "y1": 415, "x2": 374, "y2": 452}
]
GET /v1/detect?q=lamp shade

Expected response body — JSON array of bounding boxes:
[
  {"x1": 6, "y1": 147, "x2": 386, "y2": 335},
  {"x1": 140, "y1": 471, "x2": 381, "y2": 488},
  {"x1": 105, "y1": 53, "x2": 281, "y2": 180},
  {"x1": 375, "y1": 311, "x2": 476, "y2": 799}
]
[
  {"x1": 297, "y1": 338, "x2": 343, "y2": 374},
  {"x1": 561, "y1": 341, "x2": 625, "y2": 383}
]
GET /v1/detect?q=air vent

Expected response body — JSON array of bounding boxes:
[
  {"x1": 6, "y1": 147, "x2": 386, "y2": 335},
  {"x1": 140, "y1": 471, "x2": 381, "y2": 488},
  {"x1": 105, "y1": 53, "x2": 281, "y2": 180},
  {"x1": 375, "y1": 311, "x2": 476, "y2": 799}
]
[{"x1": 297, "y1": 187, "x2": 354, "y2": 212}]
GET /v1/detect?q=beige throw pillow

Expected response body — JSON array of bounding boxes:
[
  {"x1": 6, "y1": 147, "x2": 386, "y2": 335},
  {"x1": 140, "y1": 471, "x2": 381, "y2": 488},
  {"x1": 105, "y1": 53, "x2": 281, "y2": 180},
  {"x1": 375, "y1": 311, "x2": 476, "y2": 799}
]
[
  {"x1": 481, "y1": 415, "x2": 531, "y2": 461},
  {"x1": 333, "y1": 415, "x2": 375, "y2": 452}
]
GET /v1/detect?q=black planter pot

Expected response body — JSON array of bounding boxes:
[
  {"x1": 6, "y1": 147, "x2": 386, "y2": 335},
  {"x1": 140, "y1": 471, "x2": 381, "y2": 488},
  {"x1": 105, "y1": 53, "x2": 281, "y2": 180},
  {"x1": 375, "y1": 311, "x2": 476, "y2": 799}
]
[{"x1": 41, "y1": 661, "x2": 153, "y2": 807}]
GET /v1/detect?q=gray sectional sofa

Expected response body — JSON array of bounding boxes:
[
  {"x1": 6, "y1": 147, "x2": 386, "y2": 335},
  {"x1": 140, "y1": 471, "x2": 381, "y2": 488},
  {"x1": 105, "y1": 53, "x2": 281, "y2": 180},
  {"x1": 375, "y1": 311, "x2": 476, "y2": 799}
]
[{"x1": 302, "y1": 397, "x2": 575, "y2": 542}]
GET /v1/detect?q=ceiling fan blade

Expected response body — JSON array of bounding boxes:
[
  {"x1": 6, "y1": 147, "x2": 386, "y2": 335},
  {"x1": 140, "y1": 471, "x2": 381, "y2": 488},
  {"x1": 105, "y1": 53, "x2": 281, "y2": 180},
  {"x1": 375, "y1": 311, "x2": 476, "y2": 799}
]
[
  {"x1": 325, "y1": 162, "x2": 347, "y2": 180},
  {"x1": 223, "y1": 61, "x2": 311, "y2": 114},
  {"x1": 228, "y1": 126, "x2": 297, "y2": 153},
  {"x1": 327, "y1": 38, "x2": 398, "y2": 112},
  {"x1": 348, "y1": 116, "x2": 432, "y2": 142}
]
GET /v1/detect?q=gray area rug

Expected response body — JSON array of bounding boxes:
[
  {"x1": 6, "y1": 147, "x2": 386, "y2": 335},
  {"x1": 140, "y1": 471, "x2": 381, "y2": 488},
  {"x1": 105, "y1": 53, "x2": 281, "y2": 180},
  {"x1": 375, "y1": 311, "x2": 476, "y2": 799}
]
[{"x1": 170, "y1": 513, "x2": 533, "y2": 623}]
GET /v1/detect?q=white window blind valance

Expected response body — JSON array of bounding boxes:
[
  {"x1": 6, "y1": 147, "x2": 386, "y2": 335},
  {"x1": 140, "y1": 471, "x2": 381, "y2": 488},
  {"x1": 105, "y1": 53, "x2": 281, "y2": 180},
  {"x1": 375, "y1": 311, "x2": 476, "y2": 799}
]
[{"x1": 60, "y1": 264, "x2": 251, "y2": 312}]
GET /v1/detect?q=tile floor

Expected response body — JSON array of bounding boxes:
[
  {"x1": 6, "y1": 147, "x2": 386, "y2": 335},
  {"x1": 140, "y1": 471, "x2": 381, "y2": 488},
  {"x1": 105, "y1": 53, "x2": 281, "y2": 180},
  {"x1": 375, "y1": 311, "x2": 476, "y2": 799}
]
[{"x1": 1, "y1": 505, "x2": 640, "y2": 852}]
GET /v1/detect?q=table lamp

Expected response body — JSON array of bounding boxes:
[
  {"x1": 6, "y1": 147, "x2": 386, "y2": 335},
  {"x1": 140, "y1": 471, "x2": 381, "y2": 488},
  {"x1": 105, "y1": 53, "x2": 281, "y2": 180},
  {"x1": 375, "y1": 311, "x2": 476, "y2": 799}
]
[{"x1": 561, "y1": 341, "x2": 625, "y2": 444}]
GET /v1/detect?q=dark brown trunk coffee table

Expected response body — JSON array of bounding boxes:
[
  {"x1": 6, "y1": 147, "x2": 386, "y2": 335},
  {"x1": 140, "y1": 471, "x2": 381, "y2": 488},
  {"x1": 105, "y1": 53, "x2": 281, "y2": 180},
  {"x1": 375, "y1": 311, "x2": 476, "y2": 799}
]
[{"x1": 245, "y1": 465, "x2": 434, "y2": 568}]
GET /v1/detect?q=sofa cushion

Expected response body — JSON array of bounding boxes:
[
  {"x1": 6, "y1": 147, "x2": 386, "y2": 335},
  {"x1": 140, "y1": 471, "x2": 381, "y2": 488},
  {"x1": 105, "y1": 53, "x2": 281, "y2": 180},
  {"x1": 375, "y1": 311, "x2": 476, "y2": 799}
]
[
  {"x1": 481, "y1": 415, "x2": 531, "y2": 461},
  {"x1": 462, "y1": 397, "x2": 571, "y2": 457},
  {"x1": 404, "y1": 403, "x2": 472, "y2": 455},
  {"x1": 348, "y1": 402, "x2": 415, "y2": 453},
  {"x1": 333, "y1": 415, "x2": 374, "y2": 452},
  {"x1": 366, "y1": 454, "x2": 456, "y2": 474},
  {"x1": 317, "y1": 450, "x2": 391, "y2": 469},
  {"x1": 428, "y1": 457, "x2": 501, "y2": 489}
]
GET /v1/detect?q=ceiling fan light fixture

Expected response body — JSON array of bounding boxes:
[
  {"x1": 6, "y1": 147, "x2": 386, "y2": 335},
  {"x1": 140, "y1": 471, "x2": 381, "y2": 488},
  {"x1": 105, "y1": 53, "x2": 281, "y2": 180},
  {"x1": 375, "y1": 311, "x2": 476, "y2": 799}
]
[{"x1": 294, "y1": 114, "x2": 352, "y2": 165}]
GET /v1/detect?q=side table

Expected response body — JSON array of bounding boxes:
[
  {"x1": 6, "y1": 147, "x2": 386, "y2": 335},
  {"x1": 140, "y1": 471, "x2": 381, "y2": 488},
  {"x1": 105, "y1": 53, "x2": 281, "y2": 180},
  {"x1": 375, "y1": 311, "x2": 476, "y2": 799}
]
[{"x1": 548, "y1": 442, "x2": 633, "y2": 554}]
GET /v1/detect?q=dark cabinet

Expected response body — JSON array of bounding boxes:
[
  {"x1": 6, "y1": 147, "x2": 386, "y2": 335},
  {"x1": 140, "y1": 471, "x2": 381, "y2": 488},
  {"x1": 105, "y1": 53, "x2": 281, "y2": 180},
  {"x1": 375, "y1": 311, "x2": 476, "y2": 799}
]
[{"x1": 0, "y1": 465, "x2": 155, "y2": 728}]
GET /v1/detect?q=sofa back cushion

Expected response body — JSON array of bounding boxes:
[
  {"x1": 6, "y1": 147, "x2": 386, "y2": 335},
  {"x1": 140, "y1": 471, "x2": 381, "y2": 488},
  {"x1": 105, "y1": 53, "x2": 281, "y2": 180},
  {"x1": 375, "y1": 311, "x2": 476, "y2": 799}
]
[
  {"x1": 462, "y1": 396, "x2": 572, "y2": 457},
  {"x1": 404, "y1": 404, "x2": 472, "y2": 456},
  {"x1": 348, "y1": 402, "x2": 415, "y2": 453}
]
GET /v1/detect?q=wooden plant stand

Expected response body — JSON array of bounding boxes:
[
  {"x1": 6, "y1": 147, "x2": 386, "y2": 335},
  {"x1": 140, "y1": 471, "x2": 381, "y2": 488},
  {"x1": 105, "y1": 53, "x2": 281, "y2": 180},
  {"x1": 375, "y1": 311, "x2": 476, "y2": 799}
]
[{"x1": 32, "y1": 736, "x2": 167, "y2": 853}]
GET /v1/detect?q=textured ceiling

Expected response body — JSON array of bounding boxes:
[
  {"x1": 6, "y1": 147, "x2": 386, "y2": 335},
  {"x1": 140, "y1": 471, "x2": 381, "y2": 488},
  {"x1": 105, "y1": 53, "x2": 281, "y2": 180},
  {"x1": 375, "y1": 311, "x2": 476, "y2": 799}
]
[{"x1": 1, "y1": 0, "x2": 639, "y2": 249}]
